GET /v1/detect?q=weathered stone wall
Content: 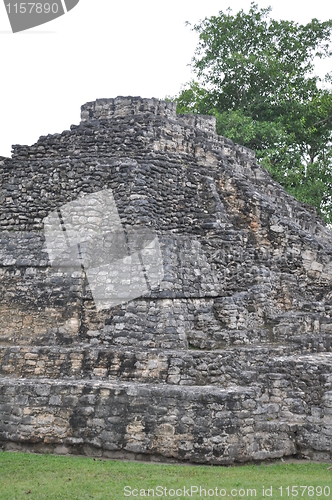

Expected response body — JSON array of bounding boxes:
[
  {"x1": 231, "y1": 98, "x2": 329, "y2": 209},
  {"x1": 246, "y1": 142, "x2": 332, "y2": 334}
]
[
  {"x1": 0, "y1": 96, "x2": 332, "y2": 463},
  {"x1": 1, "y1": 375, "x2": 332, "y2": 464}
]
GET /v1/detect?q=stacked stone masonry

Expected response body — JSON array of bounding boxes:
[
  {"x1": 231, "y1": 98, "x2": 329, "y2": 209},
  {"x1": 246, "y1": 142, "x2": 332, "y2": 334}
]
[{"x1": 0, "y1": 96, "x2": 332, "y2": 464}]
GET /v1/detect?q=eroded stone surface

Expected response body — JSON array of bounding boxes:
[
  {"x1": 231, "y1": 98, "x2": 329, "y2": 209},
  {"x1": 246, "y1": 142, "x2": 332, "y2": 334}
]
[{"x1": 0, "y1": 96, "x2": 332, "y2": 463}]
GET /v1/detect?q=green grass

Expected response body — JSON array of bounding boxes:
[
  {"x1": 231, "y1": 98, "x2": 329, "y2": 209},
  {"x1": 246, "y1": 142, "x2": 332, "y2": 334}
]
[{"x1": 0, "y1": 452, "x2": 331, "y2": 499}]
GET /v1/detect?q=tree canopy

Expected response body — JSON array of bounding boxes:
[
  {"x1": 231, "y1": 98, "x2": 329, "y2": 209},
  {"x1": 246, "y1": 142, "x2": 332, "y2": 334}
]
[{"x1": 174, "y1": 3, "x2": 332, "y2": 224}]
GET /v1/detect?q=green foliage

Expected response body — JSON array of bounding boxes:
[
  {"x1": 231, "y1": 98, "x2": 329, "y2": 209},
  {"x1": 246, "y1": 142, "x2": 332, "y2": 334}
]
[{"x1": 174, "y1": 3, "x2": 332, "y2": 224}]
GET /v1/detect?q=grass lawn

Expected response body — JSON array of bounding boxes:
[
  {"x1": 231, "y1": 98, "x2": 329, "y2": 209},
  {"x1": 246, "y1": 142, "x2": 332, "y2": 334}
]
[{"x1": 0, "y1": 452, "x2": 331, "y2": 499}]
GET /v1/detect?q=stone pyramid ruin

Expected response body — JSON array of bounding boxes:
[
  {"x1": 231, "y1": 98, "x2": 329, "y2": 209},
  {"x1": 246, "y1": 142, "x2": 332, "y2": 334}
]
[{"x1": 0, "y1": 96, "x2": 332, "y2": 463}]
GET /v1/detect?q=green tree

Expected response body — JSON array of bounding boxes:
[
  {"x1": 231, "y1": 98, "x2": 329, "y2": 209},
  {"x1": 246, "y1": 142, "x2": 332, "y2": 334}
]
[{"x1": 175, "y1": 3, "x2": 332, "y2": 224}]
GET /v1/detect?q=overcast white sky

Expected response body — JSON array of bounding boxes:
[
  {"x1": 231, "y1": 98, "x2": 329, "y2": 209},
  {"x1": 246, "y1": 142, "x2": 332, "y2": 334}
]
[{"x1": 1, "y1": 0, "x2": 332, "y2": 157}]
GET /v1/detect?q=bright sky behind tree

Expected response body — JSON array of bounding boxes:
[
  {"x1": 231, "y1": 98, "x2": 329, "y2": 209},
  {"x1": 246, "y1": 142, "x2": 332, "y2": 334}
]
[{"x1": 1, "y1": 0, "x2": 331, "y2": 157}]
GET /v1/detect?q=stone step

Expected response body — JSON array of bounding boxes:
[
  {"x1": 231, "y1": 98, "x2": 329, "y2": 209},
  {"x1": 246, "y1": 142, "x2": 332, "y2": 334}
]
[
  {"x1": 1, "y1": 376, "x2": 331, "y2": 464},
  {"x1": 1, "y1": 344, "x2": 331, "y2": 391},
  {"x1": 1, "y1": 312, "x2": 331, "y2": 350}
]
